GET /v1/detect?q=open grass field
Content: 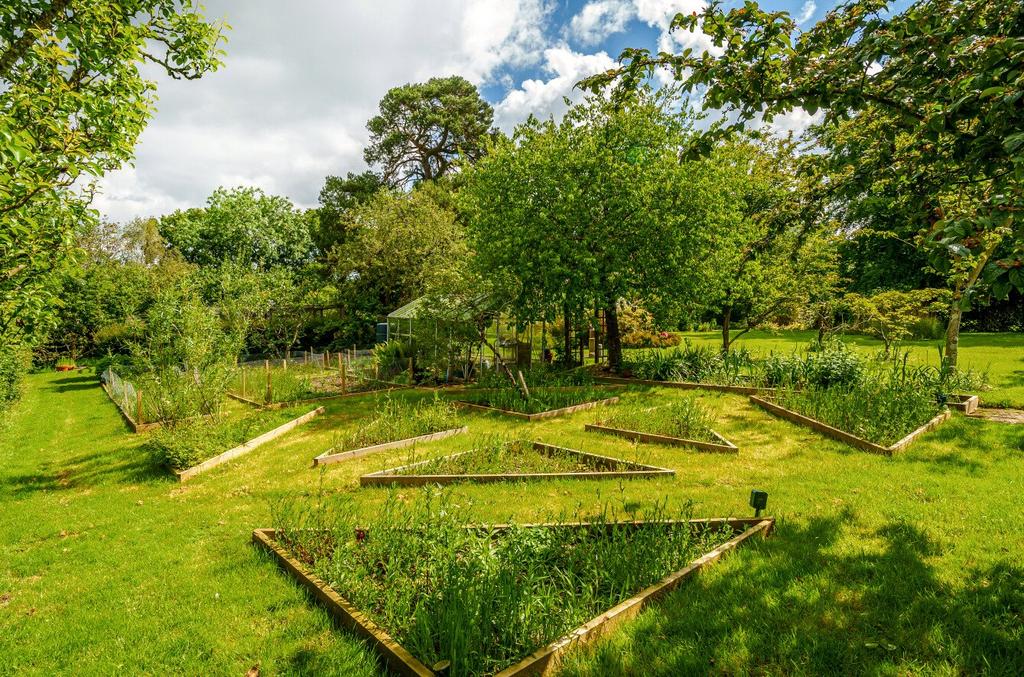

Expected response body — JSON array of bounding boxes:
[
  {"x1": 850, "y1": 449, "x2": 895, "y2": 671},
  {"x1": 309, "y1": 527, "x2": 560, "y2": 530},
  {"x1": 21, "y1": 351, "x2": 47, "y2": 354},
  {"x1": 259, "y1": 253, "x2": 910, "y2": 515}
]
[
  {"x1": 2, "y1": 334, "x2": 1022, "y2": 675},
  {"x1": 652, "y1": 330, "x2": 1024, "y2": 408}
]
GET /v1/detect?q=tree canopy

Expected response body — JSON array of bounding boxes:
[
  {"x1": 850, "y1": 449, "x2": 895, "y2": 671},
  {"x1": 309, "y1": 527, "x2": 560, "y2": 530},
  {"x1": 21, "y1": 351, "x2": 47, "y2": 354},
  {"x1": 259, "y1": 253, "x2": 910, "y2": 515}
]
[
  {"x1": 1, "y1": 0, "x2": 225, "y2": 343},
  {"x1": 159, "y1": 187, "x2": 315, "y2": 271},
  {"x1": 364, "y1": 75, "x2": 494, "y2": 188},
  {"x1": 581, "y1": 0, "x2": 1023, "y2": 366}
]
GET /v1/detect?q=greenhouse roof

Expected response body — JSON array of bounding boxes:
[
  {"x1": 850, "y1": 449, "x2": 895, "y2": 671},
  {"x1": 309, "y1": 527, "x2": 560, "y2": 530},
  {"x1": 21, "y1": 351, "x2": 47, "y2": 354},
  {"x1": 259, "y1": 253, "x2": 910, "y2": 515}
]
[{"x1": 386, "y1": 294, "x2": 501, "y2": 321}]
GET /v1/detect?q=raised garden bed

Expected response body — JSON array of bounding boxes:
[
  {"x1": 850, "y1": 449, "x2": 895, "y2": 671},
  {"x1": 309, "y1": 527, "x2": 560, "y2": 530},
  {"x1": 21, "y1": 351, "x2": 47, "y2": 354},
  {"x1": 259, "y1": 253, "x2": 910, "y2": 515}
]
[
  {"x1": 252, "y1": 516, "x2": 773, "y2": 676},
  {"x1": 596, "y1": 375, "x2": 772, "y2": 396},
  {"x1": 586, "y1": 398, "x2": 738, "y2": 453},
  {"x1": 451, "y1": 387, "x2": 622, "y2": 421},
  {"x1": 359, "y1": 440, "x2": 674, "y2": 486},
  {"x1": 749, "y1": 395, "x2": 950, "y2": 456},
  {"x1": 585, "y1": 423, "x2": 737, "y2": 453},
  {"x1": 312, "y1": 426, "x2": 468, "y2": 466},
  {"x1": 170, "y1": 407, "x2": 324, "y2": 481},
  {"x1": 228, "y1": 379, "x2": 413, "y2": 409}
]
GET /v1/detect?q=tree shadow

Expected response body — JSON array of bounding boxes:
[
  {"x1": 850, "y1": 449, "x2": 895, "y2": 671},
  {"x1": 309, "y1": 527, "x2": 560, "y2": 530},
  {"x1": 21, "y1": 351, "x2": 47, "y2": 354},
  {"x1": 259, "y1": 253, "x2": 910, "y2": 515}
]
[
  {"x1": 560, "y1": 512, "x2": 1024, "y2": 676},
  {"x1": 2, "y1": 446, "x2": 172, "y2": 497}
]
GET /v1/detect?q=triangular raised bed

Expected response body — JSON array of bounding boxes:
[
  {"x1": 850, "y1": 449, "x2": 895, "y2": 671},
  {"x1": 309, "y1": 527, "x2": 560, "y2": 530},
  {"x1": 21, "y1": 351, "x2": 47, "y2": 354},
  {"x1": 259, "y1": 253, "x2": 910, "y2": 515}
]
[
  {"x1": 253, "y1": 516, "x2": 773, "y2": 676},
  {"x1": 359, "y1": 441, "x2": 674, "y2": 486}
]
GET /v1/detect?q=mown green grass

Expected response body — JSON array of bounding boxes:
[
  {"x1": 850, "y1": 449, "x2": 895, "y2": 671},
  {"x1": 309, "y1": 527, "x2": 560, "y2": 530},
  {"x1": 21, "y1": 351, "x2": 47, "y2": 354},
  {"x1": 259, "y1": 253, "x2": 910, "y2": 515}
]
[
  {"x1": 653, "y1": 329, "x2": 1024, "y2": 408},
  {"x1": 1, "y1": 354, "x2": 1022, "y2": 675}
]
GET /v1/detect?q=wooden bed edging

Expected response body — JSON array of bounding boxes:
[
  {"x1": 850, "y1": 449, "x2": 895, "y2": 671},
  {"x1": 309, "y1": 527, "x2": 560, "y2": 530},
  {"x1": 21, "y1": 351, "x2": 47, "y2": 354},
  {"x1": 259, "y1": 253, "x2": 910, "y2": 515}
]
[
  {"x1": 596, "y1": 375, "x2": 773, "y2": 396},
  {"x1": 228, "y1": 384, "x2": 414, "y2": 410},
  {"x1": 584, "y1": 423, "x2": 738, "y2": 453},
  {"x1": 453, "y1": 395, "x2": 620, "y2": 421},
  {"x1": 359, "y1": 441, "x2": 674, "y2": 487},
  {"x1": 100, "y1": 383, "x2": 161, "y2": 433},
  {"x1": 312, "y1": 426, "x2": 469, "y2": 467},
  {"x1": 174, "y1": 407, "x2": 325, "y2": 482},
  {"x1": 946, "y1": 393, "x2": 979, "y2": 414},
  {"x1": 495, "y1": 518, "x2": 774, "y2": 675},
  {"x1": 252, "y1": 516, "x2": 773, "y2": 676},
  {"x1": 749, "y1": 396, "x2": 951, "y2": 456},
  {"x1": 252, "y1": 528, "x2": 435, "y2": 677}
]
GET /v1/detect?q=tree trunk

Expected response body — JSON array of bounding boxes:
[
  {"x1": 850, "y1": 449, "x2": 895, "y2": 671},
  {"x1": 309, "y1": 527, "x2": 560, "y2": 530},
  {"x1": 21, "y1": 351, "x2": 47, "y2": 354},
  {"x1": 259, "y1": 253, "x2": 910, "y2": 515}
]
[
  {"x1": 562, "y1": 301, "x2": 572, "y2": 366},
  {"x1": 943, "y1": 296, "x2": 964, "y2": 371},
  {"x1": 721, "y1": 306, "x2": 732, "y2": 353},
  {"x1": 605, "y1": 301, "x2": 623, "y2": 373}
]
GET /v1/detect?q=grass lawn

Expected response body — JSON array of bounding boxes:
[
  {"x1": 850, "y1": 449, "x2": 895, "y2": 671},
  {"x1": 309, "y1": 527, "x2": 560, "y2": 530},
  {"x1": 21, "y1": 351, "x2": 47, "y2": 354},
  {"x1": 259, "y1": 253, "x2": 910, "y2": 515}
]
[
  {"x1": 647, "y1": 329, "x2": 1024, "y2": 408},
  {"x1": 1, "y1": 355, "x2": 1022, "y2": 675}
]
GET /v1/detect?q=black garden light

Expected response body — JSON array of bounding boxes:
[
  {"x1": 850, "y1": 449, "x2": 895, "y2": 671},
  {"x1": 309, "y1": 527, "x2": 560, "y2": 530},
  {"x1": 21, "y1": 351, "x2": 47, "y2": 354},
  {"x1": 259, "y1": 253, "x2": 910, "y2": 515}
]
[{"x1": 749, "y1": 489, "x2": 768, "y2": 517}]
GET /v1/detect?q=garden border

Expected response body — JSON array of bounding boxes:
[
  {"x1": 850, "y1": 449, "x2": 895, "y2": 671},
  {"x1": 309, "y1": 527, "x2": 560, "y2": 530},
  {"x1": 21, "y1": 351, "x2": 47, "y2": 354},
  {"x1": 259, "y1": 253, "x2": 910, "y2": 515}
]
[
  {"x1": 312, "y1": 426, "x2": 469, "y2": 467},
  {"x1": 748, "y1": 395, "x2": 950, "y2": 456},
  {"x1": 585, "y1": 422, "x2": 738, "y2": 453},
  {"x1": 227, "y1": 382, "x2": 414, "y2": 410},
  {"x1": 359, "y1": 441, "x2": 674, "y2": 486},
  {"x1": 251, "y1": 516, "x2": 773, "y2": 676},
  {"x1": 452, "y1": 395, "x2": 620, "y2": 421},
  {"x1": 174, "y1": 406, "x2": 325, "y2": 482},
  {"x1": 595, "y1": 375, "x2": 773, "y2": 396}
]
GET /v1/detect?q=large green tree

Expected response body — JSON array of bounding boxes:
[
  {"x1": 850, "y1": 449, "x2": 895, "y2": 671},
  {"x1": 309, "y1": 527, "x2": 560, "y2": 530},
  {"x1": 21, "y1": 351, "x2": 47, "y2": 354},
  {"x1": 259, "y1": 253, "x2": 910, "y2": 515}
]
[
  {"x1": 695, "y1": 139, "x2": 839, "y2": 352},
  {"x1": 328, "y1": 187, "x2": 467, "y2": 345},
  {"x1": 159, "y1": 187, "x2": 315, "y2": 271},
  {"x1": 314, "y1": 170, "x2": 383, "y2": 254},
  {"x1": 462, "y1": 92, "x2": 714, "y2": 372},
  {"x1": 364, "y1": 75, "x2": 493, "y2": 188},
  {"x1": 1, "y1": 0, "x2": 225, "y2": 344},
  {"x1": 582, "y1": 0, "x2": 1024, "y2": 368}
]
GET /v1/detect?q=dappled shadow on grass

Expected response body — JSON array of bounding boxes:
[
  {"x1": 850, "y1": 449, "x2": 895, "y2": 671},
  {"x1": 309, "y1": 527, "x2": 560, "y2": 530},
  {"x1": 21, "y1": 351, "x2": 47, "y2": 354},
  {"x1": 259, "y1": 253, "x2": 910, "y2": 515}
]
[
  {"x1": 559, "y1": 513, "x2": 1024, "y2": 676},
  {"x1": 3, "y1": 445, "x2": 172, "y2": 497}
]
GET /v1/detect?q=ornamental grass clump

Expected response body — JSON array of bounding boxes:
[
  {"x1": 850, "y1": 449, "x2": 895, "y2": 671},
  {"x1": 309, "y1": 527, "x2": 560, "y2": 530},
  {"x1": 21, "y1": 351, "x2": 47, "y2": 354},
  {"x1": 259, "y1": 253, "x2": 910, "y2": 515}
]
[
  {"x1": 603, "y1": 398, "x2": 718, "y2": 441},
  {"x1": 330, "y1": 396, "x2": 460, "y2": 453},
  {"x1": 271, "y1": 490, "x2": 733, "y2": 675}
]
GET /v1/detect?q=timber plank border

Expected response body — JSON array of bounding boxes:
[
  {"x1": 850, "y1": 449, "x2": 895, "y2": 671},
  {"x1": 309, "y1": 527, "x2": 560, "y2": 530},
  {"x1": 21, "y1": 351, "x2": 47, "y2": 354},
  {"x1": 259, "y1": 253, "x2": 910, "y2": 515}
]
[
  {"x1": 585, "y1": 422, "x2": 738, "y2": 453},
  {"x1": 312, "y1": 426, "x2": 469, "y2": 467},
  {"x1": 359, "y1": 441, "x2": 673, "y2": 487},
  {"x1": 452, "y1": 395, "x2": 621, "y2": 421},
  {"x1": 749, "y1": 396, "x2": 950, "y2": 455},
  {"x1": 596, "y1": 375, "x2": 772, "y2": 396},
  {"x1": 174, "y1": 406, "x2": 325, "y2": 482},
  {"x1": 252, "y1": 517, "x2": 773, "y2": 677},
  {"x1": 228, "y1": 383, "x2": 414, "y2": 410}
]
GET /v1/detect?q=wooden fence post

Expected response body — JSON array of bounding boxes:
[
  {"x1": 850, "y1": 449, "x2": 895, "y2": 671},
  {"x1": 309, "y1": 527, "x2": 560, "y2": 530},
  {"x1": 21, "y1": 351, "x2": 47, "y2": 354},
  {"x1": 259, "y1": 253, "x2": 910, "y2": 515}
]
[
  {"x1": 265, "y1": 359, "x2": 272, "y2": 404},
  {"x1": 283, "y1": 357, "x2": 288, "y2": 371},
  {"x1": 136, "y1": 390, "x2": 144, "y2": 425},
  {"x1": 341, "y1": 362, "x2": 347, "y2": 394}
]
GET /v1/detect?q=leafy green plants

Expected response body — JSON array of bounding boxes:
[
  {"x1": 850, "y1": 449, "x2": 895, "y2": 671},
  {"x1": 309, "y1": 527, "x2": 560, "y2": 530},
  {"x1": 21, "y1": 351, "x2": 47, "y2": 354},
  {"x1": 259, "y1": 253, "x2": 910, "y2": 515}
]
[
  {"x1": 322, "y1": 396, "x2": 461, "y2": 458},
  {"x1": 454, "y1": 387, "x2": 621, "y2": 420},
  {"x1": 148, "y1": 406, "x2": 309, "y2": 472},
  {"x1": 588, "y1": 398, "x2": 738, "y2": 452},
  {"x1": 360, "y1": 437, "x2": 673, "y2": 485},
  {"x1": 264, "y1": 491, "x2": 746, "y2": 675}
]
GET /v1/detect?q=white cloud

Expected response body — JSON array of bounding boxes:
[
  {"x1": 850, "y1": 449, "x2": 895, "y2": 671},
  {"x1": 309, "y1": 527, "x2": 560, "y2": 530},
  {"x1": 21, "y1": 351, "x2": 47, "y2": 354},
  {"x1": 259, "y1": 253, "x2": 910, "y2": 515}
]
[
  {"x1": 96, "y1": 0, "x2": 556, "y2": 222},
  {"x1": 765, "y1": 107, "x2": 823, "y2": 137},
  {"x1": 795, "y1": 1, "x2": 816, "y2": 25},
  {"x1": 493, "y1": 46, "x2": 617, "y2": 130},
  {"x1": 568, "y1": 1, "x2": 634, "y2": 46}
]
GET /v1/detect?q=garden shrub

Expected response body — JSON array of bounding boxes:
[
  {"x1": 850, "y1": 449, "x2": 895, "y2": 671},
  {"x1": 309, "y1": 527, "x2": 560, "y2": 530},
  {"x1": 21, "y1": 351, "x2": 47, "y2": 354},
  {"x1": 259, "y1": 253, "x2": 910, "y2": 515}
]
[{"x1": 0, "y1": 347, "x2": 28, "y2": 415}]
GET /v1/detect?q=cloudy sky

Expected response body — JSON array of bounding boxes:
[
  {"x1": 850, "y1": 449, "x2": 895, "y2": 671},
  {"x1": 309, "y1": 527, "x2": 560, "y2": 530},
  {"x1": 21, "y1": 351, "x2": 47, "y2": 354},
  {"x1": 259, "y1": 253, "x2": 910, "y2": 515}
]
[{"x1": 94, "y1": 0, "x2": 825, "y2": 223}]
